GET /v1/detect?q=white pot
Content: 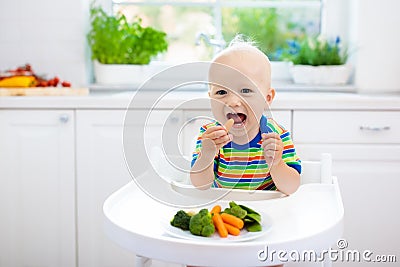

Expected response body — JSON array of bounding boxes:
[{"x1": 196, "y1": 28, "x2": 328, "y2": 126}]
[
  {"x1": 289, "y1": 64, "x2": 352, "y2": 85},
  {"x1": 270, "y1": 61, "x2": 291, "y2": 81},
  {"x1": 93, "y1": 61, "x2": 170, "y2": 85}
]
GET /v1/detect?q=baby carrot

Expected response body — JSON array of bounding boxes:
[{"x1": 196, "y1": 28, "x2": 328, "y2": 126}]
[
  {"x1": 211, "y1": 205, "x2": 221, "y2": 215},
  {"x1": 224, "y1": 223, "x2": 241, "y2": 236},
  {"x1": 221, "y1": 213, "x2": 244, "y2": 230},
  {"x1": 224, "y1": 118, "x2": 234, "y2": 132},
  {"x1": 212, "y1": 212, "x2": 228, "y2": 238}
]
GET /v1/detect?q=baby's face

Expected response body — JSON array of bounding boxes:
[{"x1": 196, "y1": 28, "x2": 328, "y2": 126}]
[{"x1": 208, "y1": 47, "x2": 273, "y2": 140}]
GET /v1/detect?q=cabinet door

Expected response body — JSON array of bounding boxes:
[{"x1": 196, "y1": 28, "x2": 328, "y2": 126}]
[
  {"x1": 76, "y1": 110, "x2": 183, "y2": 267},
  {"x1": 264, "y1": 110, "x2": 292, "y2": 132},
  {"x1": 0, "y1": 110, "x2": 75, "y2": 267},
  {"x1": 333, "y1": 161, "x2": 400, "y2": 267},
  {"x1": 76, "y1": 110, "x2": 135, "y2": 267},
  {"x1": 293, "y1": 110, "x2": 400, "y2": 267}
]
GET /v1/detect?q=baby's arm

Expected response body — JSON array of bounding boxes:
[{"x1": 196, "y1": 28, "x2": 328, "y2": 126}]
[
  {"x1": 190, "y1": 125, "x2": 232, "y2": 189},
  {"x1": 262, "y1": 133, "x2": 300, "y2": 195}
]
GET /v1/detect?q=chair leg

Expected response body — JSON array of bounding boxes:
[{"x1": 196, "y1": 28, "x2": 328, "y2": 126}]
[{"x1": 135, "y1": 255, "x2": 152, "y2": 267}]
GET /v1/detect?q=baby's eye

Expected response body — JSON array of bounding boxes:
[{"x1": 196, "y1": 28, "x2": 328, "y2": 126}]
[
  {"x1": 240, "y1": 88, "x2": 252, "y2": 94},
  {"x1": 215, "y1": 89, "x2": 227, "y2": 95}
]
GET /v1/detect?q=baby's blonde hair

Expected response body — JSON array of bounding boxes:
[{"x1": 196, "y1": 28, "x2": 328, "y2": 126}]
[
  {"x1": 228, "y1": 34, "x2": 258, "y2": 48},
  {"x1": 213, "y1": 34, "x2": 270, "y2": 63}
]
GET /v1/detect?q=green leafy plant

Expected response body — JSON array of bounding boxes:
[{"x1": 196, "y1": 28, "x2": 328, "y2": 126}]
[
  {"x1": 282, "y1": 35, "x2": 348, "y2": 66},
  {"x1": 87, "y1": 4, "x2": 168, "y2": 65},
  {"x1": 222, "y1": 8, "x2": 310, "y2": 61}
]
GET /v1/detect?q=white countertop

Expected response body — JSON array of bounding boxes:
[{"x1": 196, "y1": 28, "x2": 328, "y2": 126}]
[{"x1": 0, "y1": 89, "x2": 399, "y2": 110}]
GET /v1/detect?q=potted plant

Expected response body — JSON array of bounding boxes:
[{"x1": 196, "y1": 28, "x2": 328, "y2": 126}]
[
  {"x1": 87, "y1": 4, "x2": 169, "y2": 85},
  {"x1": 282, "y1": 35, "x2": 351, "y2": 85}
]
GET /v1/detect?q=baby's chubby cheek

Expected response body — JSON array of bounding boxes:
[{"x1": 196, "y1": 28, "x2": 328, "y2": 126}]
[
  {"x1": 247, "y1": 93, "x2": 268, "y2": 118},
  {"x1": 209, "y1": 98, "x2": 229, "y2": 123},
  {"x1": 241, "y1": 102, "x2": 264, "y2": 126}
]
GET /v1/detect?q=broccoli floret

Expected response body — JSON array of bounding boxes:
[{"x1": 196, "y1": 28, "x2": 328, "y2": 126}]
[
  {"x1": 189, "y1": 208, "x2": 215, "y2": 237},
  {"x1": 170, "y1": 210, "x2": 192, "y2": 230}
]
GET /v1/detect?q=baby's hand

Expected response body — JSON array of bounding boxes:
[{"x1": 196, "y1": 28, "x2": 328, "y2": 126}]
[
  {"x1": 201, "y1": 120, "x2": 233, "y2": 155},
  {"x1": 261, "y1": 133, "x2": 284, "y2": 168}
]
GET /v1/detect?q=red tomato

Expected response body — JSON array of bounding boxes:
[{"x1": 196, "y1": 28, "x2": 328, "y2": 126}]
[
  {"x1": 61, "y1": 81, "x2": 71, "y2": 87},
  {"x1": 53, "y1": 77, "x2": 59, "y2": 86},
  {"x1": 39, "y1": 81, "x2": 48, "y2": 87},
  {"x1": 47, "y1": 79, "x2": 55, "y2": 87}
]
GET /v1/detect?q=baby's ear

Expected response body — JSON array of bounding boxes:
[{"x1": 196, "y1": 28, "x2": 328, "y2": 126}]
[{"x1": 266, "y1": 88, "x2": 276, "y2": 104}]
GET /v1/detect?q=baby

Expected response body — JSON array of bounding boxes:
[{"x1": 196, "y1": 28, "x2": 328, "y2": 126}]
[{"x1": 190, "y1": 39, "x2": 301, "y2": 196}]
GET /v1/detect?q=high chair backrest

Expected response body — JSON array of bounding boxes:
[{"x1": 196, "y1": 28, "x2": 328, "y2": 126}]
[{"x1": 300, "y1": 153, "x2": 333, "y2": 184}]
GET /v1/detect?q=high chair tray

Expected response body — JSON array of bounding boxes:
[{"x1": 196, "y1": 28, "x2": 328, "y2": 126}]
[
  {"x1": 103, "y1": 177, "x2": 344, "y2": 267},
  {"x1": 170, "y1": 181, "x2": 286, "y2": 201}
]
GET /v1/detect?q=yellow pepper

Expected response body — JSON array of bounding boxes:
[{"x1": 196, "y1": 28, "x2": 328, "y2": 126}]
[{"x1": 0, "y1": 76, "x2": 36, "y2": 87}]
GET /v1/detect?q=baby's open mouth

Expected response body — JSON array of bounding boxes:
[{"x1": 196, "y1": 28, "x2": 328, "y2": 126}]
[{"x1": 226, "y1": 112, "x2": 247, "y2": 126}]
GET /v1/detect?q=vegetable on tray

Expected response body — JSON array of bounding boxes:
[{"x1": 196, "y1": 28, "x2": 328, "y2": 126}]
[
  {"x1": 170, "y1": 210, "x2": 192, "y2": 231},
  {"x1": 220, "y1": 213, "x2": 244, "y2": 230},
  {"x1": 212, "y1": 210, "x2": 228, "y2": 238},
  {"x1": 224, "y1": 201, "x2": 263, "y2": 232},
  {"x1": 169, "y1": 201, "x2": 264, "y2": 238},
  {"x1": 189, "y1": 209, "x2": 215, "y2": 237},
  {"x1": 224, "y1": 222, "x2": 241, "y2": 236}
]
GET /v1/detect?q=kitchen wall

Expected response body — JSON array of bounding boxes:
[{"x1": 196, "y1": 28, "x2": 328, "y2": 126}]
[
  {"x1": 350, "y1": 0, "x2": 400, "y2": 93},
  {"x1": 0, "y1": 0, "x2": 91, "y2": 87},
  {"x1": 0, "y1": 0, "x2": 399, "y2": 92}
]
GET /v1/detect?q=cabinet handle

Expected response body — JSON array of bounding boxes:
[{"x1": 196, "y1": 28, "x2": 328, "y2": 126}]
[
  {"x1": 59, "y1": 114, "x2": 69, "y2": 123},
  {"x1": 359, "y1": 126, "x2": 390, "y2": 131}
]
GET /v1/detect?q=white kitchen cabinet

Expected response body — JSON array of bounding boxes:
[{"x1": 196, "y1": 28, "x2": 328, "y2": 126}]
[
  {"x1": 293, "y1": 110, "x2": 400, "y2": 266},
  {"x1": 264, "y1": 110, "x2": 292, "y2": 133},
  {"x1": 76, "y1": 109, "x2": 183, "y2": 267},
  {"x1": 1, "y1": 92, "x2": 398, "y2": 267},
  {"x1": 0, "y1": 110, "x2": 76, "y2": 267}
]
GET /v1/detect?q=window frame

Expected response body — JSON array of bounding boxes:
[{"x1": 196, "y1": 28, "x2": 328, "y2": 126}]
[{"x1": 111, "y1": 0, "x2": 326, "y2": 46}]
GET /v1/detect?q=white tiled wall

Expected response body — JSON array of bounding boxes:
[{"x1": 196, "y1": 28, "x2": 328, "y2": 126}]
[
  {"x1": 1, "y1": 0, "x2": 399, "y2": 92},
  {"x1": 0, "y1": 0, "x2": 91, "y2": 86},
  {"x1": 349, "y1": 0, "x2": 400, "y2": 93}
]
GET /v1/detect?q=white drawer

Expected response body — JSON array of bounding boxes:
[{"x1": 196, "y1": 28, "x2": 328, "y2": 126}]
[
  {"x1": 296, "y1": 144, "x2": 400, "y2": 161},
  {"x1": 265, "y1": 110, "x2": 292, "y2": 133},
  {"x1": 293, "y1": 111, "x2": 400, "y2": 144}
]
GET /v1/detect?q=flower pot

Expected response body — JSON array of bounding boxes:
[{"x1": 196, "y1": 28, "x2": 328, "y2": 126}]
[
  {"x1": 271, "y1": 61, "x2": 291, "y2": 81},
  {"x1": 93, "y1": 61, "x2": 170, "y2": 85},
  {"x1": 289, "y1": 64, "x2": 352, "y2": 85}
]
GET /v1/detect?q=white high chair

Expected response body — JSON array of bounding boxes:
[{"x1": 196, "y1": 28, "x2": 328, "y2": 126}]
[
  {"x1": 104, "y1": 152, "x2": 342, "y2": 267},
  {"x1": 168, "y1": 153, "x2": 335, "y2": 267},
  {"x1": 298, "y1": 153, "x2": 334, "y2": 267},
  {"x1": 300, "y1": 153, "x2": 333, "y2": 185}
]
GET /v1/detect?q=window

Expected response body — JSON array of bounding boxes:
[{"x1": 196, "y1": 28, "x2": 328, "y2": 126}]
[{"x1": 112, "y1": 0, "x2": 322, "y2": 62}]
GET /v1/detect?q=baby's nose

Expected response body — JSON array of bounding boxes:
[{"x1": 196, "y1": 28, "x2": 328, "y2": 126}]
[{"x1": 226, "y1": 93, "x2": 242, "y2": 107}]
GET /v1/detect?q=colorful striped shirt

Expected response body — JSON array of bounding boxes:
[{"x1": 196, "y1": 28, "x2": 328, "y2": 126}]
[{"x1": 191, "y1": 115, "x2": 301, "y2": 190}]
